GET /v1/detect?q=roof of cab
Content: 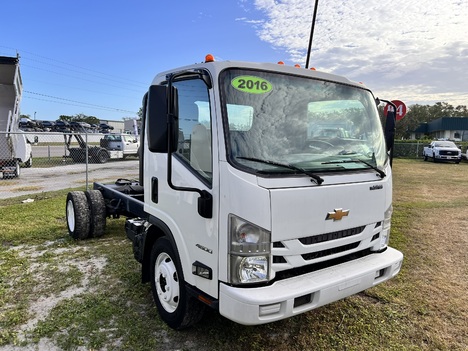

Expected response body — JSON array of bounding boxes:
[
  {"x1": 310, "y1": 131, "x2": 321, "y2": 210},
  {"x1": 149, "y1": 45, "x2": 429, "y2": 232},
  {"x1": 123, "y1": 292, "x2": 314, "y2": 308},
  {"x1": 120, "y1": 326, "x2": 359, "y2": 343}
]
[{"x1": 151, "y1": 59, "x2": 366, "y2": 89}]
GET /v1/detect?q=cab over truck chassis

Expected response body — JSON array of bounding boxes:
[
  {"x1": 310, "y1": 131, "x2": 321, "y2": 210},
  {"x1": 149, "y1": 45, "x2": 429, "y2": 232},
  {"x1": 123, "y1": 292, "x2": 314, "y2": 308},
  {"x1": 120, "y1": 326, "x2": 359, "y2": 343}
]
[{"x1": 66, "y1": 56, "x2": 403, "y2": 329}]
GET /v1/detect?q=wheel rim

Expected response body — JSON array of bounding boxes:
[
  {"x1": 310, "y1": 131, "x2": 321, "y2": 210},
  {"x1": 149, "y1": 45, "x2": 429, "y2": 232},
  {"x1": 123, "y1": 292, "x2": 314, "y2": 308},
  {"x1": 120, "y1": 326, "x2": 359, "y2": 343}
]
[
  {"x1": 155, "y1": 252, "x2": 180, "y2": 313},
  {"x1": 66, "y1": 200, "x2": 75, "y2": 232}
]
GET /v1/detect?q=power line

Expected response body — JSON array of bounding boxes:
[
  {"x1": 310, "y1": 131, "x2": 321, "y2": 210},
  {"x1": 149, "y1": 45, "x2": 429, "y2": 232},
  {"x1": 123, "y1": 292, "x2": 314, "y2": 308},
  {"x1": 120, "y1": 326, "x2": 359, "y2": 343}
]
[
  {"x1": 23, "y1": 90, "x2": 137, "y2": 114},
  {"x1": 0, "y1": 45, "x2": 148, "y2": 87},
  {"x1": 1, "y1": 46, "x2": 143, "y2": 117},
  {"x1": 22, "y1": 64, "x2": 145, "y2": 93}
]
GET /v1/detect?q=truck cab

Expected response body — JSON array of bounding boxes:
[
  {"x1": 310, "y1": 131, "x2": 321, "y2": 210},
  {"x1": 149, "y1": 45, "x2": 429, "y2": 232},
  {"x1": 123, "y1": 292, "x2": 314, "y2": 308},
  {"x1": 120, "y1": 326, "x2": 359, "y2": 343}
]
[
  {"x1": 139, "y1": 58, "x2": 403, "y2": 327},
  {"x1": 100, "y1": 133, "x2": 140, "y2": 157},
  {"x1": 67, "y1": 56, "x2": 403, "y2": 329}
]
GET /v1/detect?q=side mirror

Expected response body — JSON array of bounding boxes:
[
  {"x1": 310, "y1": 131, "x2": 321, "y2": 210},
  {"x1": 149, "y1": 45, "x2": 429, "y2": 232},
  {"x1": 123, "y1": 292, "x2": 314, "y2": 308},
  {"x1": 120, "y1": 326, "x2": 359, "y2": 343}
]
[
  {"x1": 146, "y1": 85, "x2": 179, "y2": 153},
  {"x1": 384, "y1": 110, "x2": 396, "y2": 152}
]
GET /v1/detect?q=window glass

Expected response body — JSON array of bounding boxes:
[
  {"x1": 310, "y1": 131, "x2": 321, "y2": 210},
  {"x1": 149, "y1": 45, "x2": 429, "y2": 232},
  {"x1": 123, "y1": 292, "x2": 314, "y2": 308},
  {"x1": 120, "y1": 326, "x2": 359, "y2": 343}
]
[
  {"x1": 173, "y1": 79, "x2": 212, "y2": 183},
  {"x1": 220, "y1": 69, "x2": 386, "y2": 175}
]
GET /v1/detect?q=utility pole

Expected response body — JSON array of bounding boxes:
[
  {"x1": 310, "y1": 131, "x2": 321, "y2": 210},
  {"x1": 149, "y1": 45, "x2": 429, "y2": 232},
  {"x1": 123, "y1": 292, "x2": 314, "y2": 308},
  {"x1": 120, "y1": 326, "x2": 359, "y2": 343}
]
[{"x1": 305, "y1": 0, "x2": 319, "y2": 69}]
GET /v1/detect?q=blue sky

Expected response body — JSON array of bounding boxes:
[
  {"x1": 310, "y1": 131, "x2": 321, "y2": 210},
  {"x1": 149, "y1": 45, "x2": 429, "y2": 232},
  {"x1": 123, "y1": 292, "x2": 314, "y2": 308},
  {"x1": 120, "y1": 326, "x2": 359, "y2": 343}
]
[{"x1": 1, "y1": 0, "x2": 467, "y2": 122}]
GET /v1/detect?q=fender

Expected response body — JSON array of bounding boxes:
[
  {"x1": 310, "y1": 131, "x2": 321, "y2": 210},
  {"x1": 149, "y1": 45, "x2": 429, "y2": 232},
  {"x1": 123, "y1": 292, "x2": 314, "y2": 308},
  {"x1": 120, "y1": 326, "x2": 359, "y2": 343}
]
[{"x1": 140, "y1": 215, "x2": 179, "y2": 283}]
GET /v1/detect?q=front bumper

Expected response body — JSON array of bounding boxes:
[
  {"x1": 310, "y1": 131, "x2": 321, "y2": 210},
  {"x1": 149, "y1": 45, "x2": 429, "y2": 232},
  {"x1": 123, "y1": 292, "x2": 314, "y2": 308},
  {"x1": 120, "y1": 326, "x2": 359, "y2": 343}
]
[
  {"x1": 219, "y1": 247, "x2": 403, "y2": 325},
  {"x1": 437, "y1": 155, "x2": 460, "y2": 161}
]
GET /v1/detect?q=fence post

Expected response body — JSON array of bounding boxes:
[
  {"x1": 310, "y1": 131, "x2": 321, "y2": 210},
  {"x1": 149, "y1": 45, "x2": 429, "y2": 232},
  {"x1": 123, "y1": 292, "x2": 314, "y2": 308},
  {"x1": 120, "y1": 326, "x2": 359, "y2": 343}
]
[{"x1": 85, "y1": 132, "x2": 89, "y2": 191}]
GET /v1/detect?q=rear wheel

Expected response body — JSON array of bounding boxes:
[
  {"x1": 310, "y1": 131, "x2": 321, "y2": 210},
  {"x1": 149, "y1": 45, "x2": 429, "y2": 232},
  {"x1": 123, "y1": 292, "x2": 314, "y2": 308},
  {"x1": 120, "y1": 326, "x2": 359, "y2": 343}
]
[
  {"x1": 150, "y1": 237, "x2": 205, "y2": 329},
  {"x1": 85, "y1": 190, "x2": 106, "y2": 237},
  {"x1": 66, "y1": 191, "x2": 90, "y2": 239},
  {"x1": 96, "y1": 150, "x2": 109, "y2": 163}
]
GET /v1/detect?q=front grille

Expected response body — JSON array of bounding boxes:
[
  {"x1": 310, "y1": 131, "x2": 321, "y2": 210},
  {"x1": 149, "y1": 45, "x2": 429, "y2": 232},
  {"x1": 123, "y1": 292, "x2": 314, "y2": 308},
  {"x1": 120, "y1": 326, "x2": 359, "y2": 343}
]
[
  {"x1": 440, "y1": 150, "x2": 457, "y2": 156},
  {"x1": 302, "y1": 242, "x2": 360, "y2": 261},
  {"x1": 273, "y1": 249, "x2": 373, "y2": 282},
  {"x1": 271, "y1": 223, "x2": 378, "y2": 278},
  {"x1": 298, "y1": 226, "x2": 365, "y2": 245}
]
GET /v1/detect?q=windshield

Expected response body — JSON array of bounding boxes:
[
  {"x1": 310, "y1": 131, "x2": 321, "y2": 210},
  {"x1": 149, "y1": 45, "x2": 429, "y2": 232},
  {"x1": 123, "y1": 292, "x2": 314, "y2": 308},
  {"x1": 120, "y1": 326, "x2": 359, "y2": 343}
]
[
  {"x1": 220, "y1": 69, "x2": 387, "y2": 175},
  {"x1": 434, "y1": 141, "x2": 457, "y2": 148}
]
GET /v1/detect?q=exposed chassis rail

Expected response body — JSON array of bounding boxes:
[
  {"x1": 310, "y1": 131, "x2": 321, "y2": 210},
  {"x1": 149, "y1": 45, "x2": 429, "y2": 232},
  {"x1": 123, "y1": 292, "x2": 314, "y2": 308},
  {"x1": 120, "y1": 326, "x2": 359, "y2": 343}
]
[{"x1": 93, "y1": 182, "x2": 146, "y2": 219}]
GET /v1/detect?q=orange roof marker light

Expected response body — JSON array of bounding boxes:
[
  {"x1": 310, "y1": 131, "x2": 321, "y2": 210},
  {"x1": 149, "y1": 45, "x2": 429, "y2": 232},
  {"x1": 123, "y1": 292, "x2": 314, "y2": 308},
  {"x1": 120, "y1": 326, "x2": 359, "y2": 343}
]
[
  {"x1": 294, "y1": 64, "x2": 301, "y2": 68},
  {"x1": 277, "y1": 61, "x2": 285, "y2": 65},
  {"x1": 310, "y1": 67, "x2": 316, "y2": 71},
  {"x1": 205, "y1": 54, "x2": 215, "y2": 63}
]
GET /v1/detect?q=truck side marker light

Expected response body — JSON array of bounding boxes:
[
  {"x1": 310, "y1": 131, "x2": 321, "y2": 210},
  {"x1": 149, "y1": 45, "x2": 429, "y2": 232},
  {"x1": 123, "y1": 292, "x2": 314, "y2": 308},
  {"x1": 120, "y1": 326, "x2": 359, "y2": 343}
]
[
  {"x1": 197, "y1": 294, "x2": 214, "y2": 306},
  {"x1": 192, "y1": 261, "x2": 213, "y2": 280}
]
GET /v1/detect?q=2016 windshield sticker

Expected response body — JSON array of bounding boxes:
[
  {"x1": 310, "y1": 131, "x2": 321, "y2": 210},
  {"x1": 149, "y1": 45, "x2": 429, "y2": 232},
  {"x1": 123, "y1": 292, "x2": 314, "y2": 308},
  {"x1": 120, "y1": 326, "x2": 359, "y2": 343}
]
[{"x1": 231, "y1": 76, "x2": 272, "y2": 94}]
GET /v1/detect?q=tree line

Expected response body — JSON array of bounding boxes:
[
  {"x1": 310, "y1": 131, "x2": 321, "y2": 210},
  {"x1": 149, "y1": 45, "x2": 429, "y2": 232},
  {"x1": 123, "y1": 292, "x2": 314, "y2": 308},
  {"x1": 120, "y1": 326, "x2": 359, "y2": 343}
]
[{"x1": 381, "y1": 102, "x2": 468, "y2": 140}]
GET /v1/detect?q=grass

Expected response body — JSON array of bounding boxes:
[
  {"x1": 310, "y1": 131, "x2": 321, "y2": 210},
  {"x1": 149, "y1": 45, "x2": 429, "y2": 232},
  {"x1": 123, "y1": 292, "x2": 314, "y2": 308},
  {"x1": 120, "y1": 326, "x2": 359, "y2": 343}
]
[{"x1": 0, "y1": 159, "x2": 467, "y2": 350}]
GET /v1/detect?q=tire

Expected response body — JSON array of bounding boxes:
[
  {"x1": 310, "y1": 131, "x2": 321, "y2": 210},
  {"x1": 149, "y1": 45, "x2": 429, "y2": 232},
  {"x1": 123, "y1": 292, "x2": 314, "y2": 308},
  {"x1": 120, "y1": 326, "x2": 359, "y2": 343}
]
[
  {"x1": 70, "y1": 149, "x2": 85, "y2": 163},
  {"x1": 85, "y1": 190, "x2": 106, "y2": 238},
  {"x1": 424, "y1": 155, "x2": 427, "y2": 161},
  {"x1": 150, "y1": 237, "x2": 205, "y2": 329},
  {"x1": 24, "y1": 153, "x2": 33, "y2": 168},
  {"x1": 14, "y1": 161, "x2": 20, "y2": 178},
  {"x1": 433, "y1": 154, "x2": 437, "y2": 163},
  {"x1": 66, "y1": 191, "x2": 90, "y2": 240},
  {"x1": 2, "y1": 160, "x2": 20, "y2": 179},
  {"x1": 96, "y1": 150, "x2": 109, "y2": 163}
]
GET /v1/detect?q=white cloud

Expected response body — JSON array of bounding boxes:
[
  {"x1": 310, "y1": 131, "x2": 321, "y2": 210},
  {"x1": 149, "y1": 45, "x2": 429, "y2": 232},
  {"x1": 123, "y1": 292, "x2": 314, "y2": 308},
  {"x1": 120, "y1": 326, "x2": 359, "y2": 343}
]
[{"x1": 244, "y1": 0, "x2": 468, "y2": 106}]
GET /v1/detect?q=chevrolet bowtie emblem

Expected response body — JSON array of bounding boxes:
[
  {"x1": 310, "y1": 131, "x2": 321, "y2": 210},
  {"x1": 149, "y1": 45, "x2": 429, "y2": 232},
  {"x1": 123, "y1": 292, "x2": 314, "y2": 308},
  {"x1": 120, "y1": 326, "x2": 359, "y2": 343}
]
[{"x1": 326, "y1": 208, "x2": 350, "y2": 221}]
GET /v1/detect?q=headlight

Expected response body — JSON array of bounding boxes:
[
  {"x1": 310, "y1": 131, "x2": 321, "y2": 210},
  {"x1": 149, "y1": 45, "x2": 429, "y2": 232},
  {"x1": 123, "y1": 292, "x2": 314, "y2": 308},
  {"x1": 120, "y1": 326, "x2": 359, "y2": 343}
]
[
  {"x1": 229, "y1": 215, "x2": 271, "y2": 284},
  {"x1": 373, "y1": 205, "x2": 392, "y2": 252}
]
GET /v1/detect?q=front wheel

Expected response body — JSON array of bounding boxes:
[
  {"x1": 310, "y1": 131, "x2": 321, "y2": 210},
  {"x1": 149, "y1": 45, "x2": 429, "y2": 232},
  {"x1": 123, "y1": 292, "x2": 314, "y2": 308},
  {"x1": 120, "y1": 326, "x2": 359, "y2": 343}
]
[{"x1": 150, "y1": 237, "x2": 205, "y2": 329}]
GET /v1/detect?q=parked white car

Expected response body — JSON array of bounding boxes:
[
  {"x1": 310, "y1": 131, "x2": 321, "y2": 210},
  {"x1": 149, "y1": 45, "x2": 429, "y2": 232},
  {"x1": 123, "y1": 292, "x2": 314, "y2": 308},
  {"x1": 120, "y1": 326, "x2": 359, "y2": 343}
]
[{"x1": 423, "y1": 141, "x2": 461, "y2": 163}]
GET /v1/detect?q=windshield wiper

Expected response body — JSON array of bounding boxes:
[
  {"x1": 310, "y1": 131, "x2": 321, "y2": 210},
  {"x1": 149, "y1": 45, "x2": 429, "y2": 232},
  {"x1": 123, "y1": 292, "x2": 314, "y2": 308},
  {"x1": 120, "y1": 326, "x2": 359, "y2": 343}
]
[
  {"x1": 237, "y1": 157, "x2": 324, "y2": 185},
  {"x1": 321, "y1": 159, "x2": 386, "y2": 179}
]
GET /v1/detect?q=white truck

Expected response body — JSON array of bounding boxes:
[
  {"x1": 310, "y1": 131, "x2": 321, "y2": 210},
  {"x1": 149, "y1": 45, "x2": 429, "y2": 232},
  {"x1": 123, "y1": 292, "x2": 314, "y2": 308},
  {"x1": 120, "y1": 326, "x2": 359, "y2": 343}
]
[
  {"x1": 423, "y1": 140, "x2": 461, "y2": 163},
  {"x1": 64, "y1": 132, "x2": 139, "y2": 163},
  {"x1": 65, "y1": 56, "x2": 403, "y2": 329},
  {"x1": 0, "y1": 55, "x2": 32, "y2": 178}
]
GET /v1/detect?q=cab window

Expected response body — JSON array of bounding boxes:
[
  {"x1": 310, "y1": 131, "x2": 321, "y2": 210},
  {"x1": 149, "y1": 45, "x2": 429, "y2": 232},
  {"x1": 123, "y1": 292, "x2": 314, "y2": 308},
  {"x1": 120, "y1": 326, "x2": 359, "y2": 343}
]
[{"x1": 173, "y1": 79, "x2": 212, "y2": 184}]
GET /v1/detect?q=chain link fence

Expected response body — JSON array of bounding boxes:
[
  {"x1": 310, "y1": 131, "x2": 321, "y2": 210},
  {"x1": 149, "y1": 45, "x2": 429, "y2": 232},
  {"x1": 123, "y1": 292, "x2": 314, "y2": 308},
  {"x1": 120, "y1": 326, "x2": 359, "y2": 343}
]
[
  {"x1": 393, "y1": 141, "x2": 425, "y2": 159},
  {"x1": 393, "y1": 141, "x2": 468, "y2": 159},
  {"x1": 0, "y1": 131, "x2": 140, "y2": 199},
  {"x1": 2, "y1": 133, "x2": 465, "y2": 199}
]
